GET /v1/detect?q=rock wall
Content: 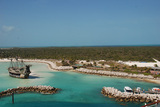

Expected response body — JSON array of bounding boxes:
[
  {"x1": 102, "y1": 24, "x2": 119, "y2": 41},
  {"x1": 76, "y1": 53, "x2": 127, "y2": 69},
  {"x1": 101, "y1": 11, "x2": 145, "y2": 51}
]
[
  {"x1": 76, "y1": 68, "x2": 154, "y2": 79},
  {"x1": 0, "y1": 85, "x2": 59, "y2": 97},
  {"x1": 101, "y1": 87, "x2": 160, "y2": 103}
]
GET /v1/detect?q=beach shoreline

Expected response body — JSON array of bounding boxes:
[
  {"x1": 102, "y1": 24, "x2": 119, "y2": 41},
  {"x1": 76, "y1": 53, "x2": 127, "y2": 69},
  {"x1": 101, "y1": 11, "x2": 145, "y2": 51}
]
[
  {"x1": 0, "y1": 58, "x2": 160, "y2": 84},
  {"x1": 74, "y1": 68, "x2": 160, "y2": 84}
]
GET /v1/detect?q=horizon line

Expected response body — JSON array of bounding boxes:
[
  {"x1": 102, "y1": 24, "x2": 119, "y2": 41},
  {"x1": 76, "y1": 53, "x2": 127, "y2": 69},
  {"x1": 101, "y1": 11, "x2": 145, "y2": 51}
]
[{"x1": 0, "y1": 44, "x2": 160, "y2": 48}]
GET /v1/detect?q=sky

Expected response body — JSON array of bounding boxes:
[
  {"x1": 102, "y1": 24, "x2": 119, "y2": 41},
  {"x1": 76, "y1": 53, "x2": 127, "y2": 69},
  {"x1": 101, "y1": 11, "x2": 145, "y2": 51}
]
[{"x1": 0, "y1": 0, "x2": 160, "y2": 47}]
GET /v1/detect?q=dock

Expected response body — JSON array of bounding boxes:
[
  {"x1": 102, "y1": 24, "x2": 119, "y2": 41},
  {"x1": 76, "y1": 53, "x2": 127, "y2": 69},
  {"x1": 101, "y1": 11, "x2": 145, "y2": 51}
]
[{"x1": 101, "y1": 87, "x2": 160, "y2": 103}]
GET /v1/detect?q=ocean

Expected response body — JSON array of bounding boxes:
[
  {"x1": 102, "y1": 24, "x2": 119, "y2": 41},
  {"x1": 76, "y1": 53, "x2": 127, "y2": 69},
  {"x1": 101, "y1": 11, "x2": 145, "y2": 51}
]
[{"x1": 0, "y1": 62, "x2": 159, "y2": 107}]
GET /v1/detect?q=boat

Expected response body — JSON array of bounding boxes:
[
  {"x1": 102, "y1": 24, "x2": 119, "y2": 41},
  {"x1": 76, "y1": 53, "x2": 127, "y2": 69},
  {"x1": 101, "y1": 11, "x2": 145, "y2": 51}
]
[
  {"x1": 136, "y1": 87, "x2": 141, "y2": 92},
  {"x1": 152, "y1": 87, "x2": 160, "y2": 92},
  {"x1": 142, "y1": 101, "x2": 160, "y2": 107},
  {"x1": 124, "y1": 86, "x2": 132, "y2": 92},
  {"x1": 135, "y1": 87, "x2": 141, "y2": 94},
  {"x1": 136, "y1": 87, "x2": 141, "y2": 91},
  {"x1": 8, "y1": 58, "x2": 31, "y2": 79}
]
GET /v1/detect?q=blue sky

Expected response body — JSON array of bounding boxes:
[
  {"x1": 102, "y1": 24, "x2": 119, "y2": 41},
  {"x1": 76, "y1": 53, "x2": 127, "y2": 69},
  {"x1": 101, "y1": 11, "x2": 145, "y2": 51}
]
[{"x1": 0, "y1": 0, "x2": 160, "y2": 47}]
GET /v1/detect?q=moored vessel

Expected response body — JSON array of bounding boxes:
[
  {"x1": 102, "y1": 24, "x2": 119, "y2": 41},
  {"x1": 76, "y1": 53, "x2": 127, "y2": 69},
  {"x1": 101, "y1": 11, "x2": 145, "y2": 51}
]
[
  {"x1": 124, "y1": 86, "x2": 132, "y2": 92},
  {"x1": 8, "y1": 58, "x2": 31, "y2": 79},
  {"x1": 152, "y1": 87, "x2": 160, "y2": 92}
]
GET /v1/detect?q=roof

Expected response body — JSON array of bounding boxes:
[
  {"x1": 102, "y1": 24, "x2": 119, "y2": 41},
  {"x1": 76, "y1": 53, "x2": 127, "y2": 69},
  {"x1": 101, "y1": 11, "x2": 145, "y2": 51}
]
[{"x1": 150, "y1": 67, "x2": 160, "y2": 70}]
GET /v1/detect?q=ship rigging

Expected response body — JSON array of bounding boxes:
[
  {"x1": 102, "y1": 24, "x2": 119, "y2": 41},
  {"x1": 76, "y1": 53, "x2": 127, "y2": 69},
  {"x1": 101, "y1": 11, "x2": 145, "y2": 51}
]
[{"x1": 8, "y1": 58, "x2": 31, "y2": 78}]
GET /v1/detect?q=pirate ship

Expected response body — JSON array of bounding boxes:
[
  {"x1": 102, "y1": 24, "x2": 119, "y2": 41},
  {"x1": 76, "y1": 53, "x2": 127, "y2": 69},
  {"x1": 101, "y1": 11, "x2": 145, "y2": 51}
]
[{"x1": 8, "y1": 58, "x2": 31, "y2": 78}]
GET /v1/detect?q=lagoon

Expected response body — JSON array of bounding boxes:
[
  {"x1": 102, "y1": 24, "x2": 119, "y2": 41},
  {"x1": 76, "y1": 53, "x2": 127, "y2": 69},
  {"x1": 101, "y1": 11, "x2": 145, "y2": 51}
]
[{"x1": 0, "y1": 62, "x2": 159, "y2": 107}]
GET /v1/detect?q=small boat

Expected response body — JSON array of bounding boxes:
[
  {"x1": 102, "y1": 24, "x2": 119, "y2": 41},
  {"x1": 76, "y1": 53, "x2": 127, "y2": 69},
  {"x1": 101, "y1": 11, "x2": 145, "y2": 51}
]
[
  {"x1": 124, "y1": 86, "x2": 132, "y2": 92},
  {"x1": 136, "y1": 87, "x2": 141, "y2": 91},
  {"x1": 152, "y1": 87, "x2": 160, "y2": 92},
  {"x1": 135, "y1": 87, "x2": 141, "y2": 94}
]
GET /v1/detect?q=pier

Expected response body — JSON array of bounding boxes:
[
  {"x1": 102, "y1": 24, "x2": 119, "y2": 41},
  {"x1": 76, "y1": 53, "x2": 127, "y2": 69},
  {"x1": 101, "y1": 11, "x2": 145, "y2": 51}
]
[
  {"x1": 0, "y1": 85, "x2": 59, "y2": 98},
  {"x1": 101, "y1": 87, "x2": 160, "y2": 103}
]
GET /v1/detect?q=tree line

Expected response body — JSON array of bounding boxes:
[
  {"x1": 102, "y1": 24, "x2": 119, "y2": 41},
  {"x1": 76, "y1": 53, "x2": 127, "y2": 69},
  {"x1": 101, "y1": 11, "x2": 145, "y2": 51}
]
[{"x1": 0, "y1": 46, "x2": 160, "y2": 61}]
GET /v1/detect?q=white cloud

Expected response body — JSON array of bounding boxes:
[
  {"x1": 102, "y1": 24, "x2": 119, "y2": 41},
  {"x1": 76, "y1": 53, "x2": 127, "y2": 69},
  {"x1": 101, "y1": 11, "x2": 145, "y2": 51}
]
[{"x1": 2, "y1": 25, "x2": 15, "y2": 32}]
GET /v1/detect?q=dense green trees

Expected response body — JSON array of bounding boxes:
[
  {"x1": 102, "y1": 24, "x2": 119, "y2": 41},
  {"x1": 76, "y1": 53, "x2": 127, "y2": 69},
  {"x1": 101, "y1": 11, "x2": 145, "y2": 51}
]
[{"x1": 0, "y1": 46, "x2": 160, "y2": 61}]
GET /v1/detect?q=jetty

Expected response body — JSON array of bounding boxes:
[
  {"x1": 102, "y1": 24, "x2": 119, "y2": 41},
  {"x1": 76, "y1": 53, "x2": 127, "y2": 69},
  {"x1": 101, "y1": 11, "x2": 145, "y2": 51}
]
[
  {"x1": 76, "y1": 68, "x2": 154, "y2": 79},
  {"x1": 101, "y1": 87, "x2": 160, "y2": 103},
  {"x1": 0, "y1": 85, "x2": 59, "y2": 98}
]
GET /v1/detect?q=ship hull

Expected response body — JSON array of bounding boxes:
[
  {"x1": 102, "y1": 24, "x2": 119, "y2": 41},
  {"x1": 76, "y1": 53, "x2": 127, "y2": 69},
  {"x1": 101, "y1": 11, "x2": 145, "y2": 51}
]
[
  {"x1": 8, "y1": 67, "x2": 30, "y2": 79},
  {"x1": 9, "y1": 72, "x2": 29, "y2": 79},
  {"x1": 9, "y1": 71, "x2": 29, "y2": 79}
]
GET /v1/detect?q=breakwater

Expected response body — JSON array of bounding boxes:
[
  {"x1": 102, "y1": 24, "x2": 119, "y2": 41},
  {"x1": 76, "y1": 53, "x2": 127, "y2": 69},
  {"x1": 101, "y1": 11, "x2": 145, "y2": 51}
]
[
  {"x1": 101, "y1": 87, "x2": 160, "y2": 103},
  {"x1": 0, "y1": 85, "x2": 59, "y2": 97},
  {"x1": 76, "y1": 68, "x2": 154, "y2": 79}
]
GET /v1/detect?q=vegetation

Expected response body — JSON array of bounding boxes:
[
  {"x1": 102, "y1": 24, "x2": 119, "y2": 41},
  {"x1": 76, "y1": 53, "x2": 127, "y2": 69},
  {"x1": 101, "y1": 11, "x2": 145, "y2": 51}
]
[
  {"x1": 0, "y1": 46, "x2": 160, "y2": 61},
  {"x1": 75, "y1": 60, "x2": 159, "y2": 77},
  {"x1": 1, "y1": 46, "x2": 159, "y2": 78},
  {"x1": 99, "y1": 60, "x2": 151, "y2": 73},
  {"x1": 154, "y1": 64, "x2": 158, "y2": 67}
]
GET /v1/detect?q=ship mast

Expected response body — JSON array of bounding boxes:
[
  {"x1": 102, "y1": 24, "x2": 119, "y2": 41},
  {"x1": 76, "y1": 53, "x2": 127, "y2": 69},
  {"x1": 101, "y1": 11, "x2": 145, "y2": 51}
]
[
  {"x1": 10, "y1": 59, "x2": 13, "y2": 67},
  {"x1": 16, "y1": 57, "x2": 19, "y2": 68},
  {"x1": 20, "y1": 60, "x2": 25, "y2": 67}
]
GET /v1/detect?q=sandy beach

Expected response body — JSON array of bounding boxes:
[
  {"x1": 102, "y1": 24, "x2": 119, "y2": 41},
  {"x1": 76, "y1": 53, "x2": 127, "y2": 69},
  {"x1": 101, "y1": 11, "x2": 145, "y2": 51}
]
[
  {"x1": 0, "y1": 58, "x2": 73, "y2": 71},
  {"x1": 0, "y1": 58, "x2": 160, "y2": 84}
]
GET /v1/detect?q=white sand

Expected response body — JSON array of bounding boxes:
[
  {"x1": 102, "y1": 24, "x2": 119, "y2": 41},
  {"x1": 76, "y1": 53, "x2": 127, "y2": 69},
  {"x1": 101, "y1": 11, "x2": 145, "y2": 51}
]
[
  {"x1": 1, "y1": 58, "x2": 159, "y2": 84},
  {"x1": 121, "y1": 59, "x2": 160, "y2": 67},
  {"x1": 0, "y1": 59, "x2": 73, "y2": 71},
  {"x1": 123, "y1": 61, "x2": 159, "y2": 67}
]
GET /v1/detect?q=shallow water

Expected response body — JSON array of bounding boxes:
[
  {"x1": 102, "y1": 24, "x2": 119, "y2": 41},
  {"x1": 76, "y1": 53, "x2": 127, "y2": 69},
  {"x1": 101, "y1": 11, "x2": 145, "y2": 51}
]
[{"x1": 0, "y1": 62, "x2": 159, "y2": 107}]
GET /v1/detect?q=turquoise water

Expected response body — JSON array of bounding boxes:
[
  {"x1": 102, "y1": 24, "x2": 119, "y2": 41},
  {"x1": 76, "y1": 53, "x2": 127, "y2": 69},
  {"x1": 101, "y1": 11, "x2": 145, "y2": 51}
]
[{"x1": 0, "y1": 62, "x2": 159, "y2": 107}]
